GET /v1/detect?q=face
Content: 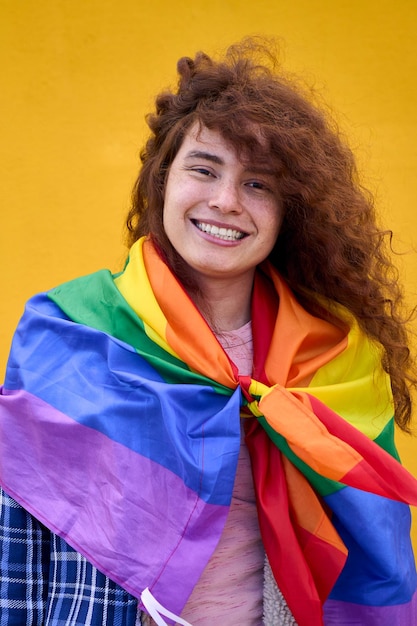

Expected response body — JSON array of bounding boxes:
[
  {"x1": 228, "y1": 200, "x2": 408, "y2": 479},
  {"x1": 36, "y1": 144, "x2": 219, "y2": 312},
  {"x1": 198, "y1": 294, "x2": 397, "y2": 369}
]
[{"x1": 163, "y1": 124, "x2": 283, "y2": 292}]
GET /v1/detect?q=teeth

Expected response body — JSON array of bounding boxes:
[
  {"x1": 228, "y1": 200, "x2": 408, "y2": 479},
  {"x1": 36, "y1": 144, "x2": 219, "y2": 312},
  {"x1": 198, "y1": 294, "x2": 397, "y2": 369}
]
[{"x1": 196, "y1": 221, "x2": 245, "y2": 241}]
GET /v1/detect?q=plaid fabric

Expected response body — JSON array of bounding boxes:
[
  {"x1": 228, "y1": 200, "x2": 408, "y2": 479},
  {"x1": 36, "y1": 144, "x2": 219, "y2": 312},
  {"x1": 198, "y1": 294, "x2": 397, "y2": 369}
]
[{"x1": 0, "y1": 489, "x2": 140, "y2": 625}]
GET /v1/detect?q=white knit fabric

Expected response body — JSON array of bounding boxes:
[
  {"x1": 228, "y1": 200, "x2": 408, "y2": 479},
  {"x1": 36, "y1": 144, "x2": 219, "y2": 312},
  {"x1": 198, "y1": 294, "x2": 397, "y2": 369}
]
[{"x1": 263, "y1": 558, "x2": 297, "y2": 625}]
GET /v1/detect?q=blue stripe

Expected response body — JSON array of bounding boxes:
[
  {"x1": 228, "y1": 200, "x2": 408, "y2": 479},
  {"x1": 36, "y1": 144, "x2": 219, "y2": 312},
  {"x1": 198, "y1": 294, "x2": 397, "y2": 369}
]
[
  {"x1": 325, "y1": 486, "x2": 417, "y2": 605},
  {"x1": 4, "y1": 295, "x2": 241, "y2": 505}
]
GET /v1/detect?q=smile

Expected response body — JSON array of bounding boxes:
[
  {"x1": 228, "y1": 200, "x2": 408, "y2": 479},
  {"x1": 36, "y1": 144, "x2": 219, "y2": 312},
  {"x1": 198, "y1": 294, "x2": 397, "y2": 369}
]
[{"x1": 194, "y1": 221, "x2": 247, "y2": 241}]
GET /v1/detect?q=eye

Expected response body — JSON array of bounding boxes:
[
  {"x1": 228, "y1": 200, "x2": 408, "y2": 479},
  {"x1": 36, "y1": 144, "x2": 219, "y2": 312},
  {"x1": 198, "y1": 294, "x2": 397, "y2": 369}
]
[
  {"x1": 246, "y1": 180, "x2": 270, "y2": 192},
  {"x1": 187, "y1": 167, "x2": 215, "y2": 177}
]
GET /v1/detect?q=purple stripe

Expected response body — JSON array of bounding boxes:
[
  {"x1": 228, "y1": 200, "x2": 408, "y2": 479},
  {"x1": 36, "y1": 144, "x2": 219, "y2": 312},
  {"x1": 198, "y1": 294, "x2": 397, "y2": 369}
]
[
  {"x1": 324, "y1": 589, "x2": 417, "y2": 625},
  {"x1": 5, "y1": 300, "x2": 240, "y2": 505},
  {"x1": 0, "y1": 389, "x2": 227, "y2": 615}
]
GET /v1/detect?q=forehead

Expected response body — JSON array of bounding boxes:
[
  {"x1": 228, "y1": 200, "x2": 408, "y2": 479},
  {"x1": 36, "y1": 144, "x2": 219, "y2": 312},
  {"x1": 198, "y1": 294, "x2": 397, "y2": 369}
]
[
  {"x1": 179, "y1": 122, "x2": 270, "y2": 168},
  {"x1": 180, "y1": 123, "x2": 236, "y2": 154}
]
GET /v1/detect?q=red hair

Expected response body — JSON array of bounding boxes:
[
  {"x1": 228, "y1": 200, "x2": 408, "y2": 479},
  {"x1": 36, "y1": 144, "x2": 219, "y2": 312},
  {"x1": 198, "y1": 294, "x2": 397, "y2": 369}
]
[{"x1": 126, "y1": 38, "x2": 416, "y2": 430}]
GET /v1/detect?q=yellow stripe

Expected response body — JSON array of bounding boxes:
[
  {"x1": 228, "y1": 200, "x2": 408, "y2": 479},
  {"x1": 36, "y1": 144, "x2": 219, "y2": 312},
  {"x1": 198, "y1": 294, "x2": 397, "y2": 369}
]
[
  {"x1": 296, "y1": 320, "x2": 393, "y2": 439},
  {"x1": 114, "y1": 238, "x2": 179, "y2": 359},
  {"x1": 247, "y1": 379, "x2": 276, "y2": 417}
]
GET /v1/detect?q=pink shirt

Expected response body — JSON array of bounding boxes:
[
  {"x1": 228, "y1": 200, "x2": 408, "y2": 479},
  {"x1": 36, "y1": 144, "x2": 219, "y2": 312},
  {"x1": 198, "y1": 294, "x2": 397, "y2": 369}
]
[{"x1": 178, "y1": 322, "x2": 264, "y2": 624}]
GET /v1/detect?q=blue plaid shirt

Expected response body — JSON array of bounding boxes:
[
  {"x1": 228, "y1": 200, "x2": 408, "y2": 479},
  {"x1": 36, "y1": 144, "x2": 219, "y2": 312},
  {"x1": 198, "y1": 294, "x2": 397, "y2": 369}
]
[{"x1": 0, "y1": 488, "x2": 141, "y2": 625}]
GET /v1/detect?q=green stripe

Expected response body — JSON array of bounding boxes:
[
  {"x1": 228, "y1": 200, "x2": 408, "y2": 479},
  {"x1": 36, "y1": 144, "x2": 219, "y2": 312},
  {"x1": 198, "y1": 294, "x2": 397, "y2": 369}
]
[
  {"x1": 258, "y1": 416, "x2": 343, "y2": 496},
  {"x1": 374, "y1": 417, "x2": 401, "y2": 460},
  {"x1": 49, "y1": 270, "x2": 183, "y2": 366},
  {"x1": 48, "y1": 271, "x2": 231, "y2": 392},
  {"x1": 258, "y1": 415, "x2": 400, "y2": 497}
]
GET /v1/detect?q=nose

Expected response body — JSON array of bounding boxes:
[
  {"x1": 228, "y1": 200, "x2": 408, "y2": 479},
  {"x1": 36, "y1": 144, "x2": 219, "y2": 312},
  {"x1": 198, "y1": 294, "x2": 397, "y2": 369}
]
[{"x1": 208, "y1": 179, "x2": 242, "y2": 214}]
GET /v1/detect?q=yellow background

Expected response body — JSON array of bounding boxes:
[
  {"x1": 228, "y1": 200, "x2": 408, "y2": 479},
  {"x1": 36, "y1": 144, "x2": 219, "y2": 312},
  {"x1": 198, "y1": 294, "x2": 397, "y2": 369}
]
[{"x1": 1, "y1": 0, "x2": 416, "y2": 543}]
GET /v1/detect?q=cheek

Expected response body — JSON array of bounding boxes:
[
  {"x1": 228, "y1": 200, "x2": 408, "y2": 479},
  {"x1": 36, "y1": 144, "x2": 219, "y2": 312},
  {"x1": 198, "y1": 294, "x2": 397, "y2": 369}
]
[
  {"x1": 162, "y1": 195, "x2": 184, "y2": 248},
  {"x1": 161, "y1": 203, "x2": 173, "y2": 242},
  {"x1": 263, "y1": 205, "x2": 282, "y2": 240},
  {"x1": 161, "y1": 189, "x2": 178, "y2": 228},
  {"x1": 162, "y1": 208, "x2": 175, "y2": 240}
]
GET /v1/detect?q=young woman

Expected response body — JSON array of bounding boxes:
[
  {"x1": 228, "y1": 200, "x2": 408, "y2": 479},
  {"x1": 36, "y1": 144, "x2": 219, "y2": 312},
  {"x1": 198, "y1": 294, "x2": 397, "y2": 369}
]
[{"x1": 0, "y1": 38, "x2": 416, "y2": 626}]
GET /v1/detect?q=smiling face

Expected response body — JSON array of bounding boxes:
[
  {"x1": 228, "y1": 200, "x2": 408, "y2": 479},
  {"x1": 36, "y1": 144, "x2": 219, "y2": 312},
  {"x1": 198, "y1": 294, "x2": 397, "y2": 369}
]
[{"x1": 162, "y1": 124, "x2": 283, "y2": 295}]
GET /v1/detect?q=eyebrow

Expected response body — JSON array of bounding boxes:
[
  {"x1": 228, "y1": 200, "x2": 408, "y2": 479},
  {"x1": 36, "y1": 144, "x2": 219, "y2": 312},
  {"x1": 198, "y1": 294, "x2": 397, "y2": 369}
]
[
  {"x1": 184, "y1": 150, "x2": 276, "y2": 176},
  {"x1": 184, "y1": 150, "x2": 224, "y2": 165}
]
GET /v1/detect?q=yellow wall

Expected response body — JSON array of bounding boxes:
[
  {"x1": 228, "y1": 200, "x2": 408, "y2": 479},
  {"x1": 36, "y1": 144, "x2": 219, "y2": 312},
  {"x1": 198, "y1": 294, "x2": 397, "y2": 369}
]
[{"x1": 1, "y1": 0, "x2": 416, "y2": 541}]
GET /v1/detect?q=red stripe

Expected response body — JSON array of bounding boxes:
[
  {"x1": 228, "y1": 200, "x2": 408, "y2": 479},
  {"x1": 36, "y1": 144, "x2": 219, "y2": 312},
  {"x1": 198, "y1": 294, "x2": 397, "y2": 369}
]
[
  {"x1": 245, "y1": 419, "x2": 337, "y2": 626},
  {"x1": 309, "y1": 395, "x2": 417, "y2": 504}
]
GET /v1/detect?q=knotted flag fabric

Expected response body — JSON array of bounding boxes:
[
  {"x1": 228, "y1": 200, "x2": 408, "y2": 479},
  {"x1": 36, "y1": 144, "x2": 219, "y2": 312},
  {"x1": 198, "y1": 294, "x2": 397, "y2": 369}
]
[{"x1": 0, "y1": 236, "x2": 416, "y2": 625}]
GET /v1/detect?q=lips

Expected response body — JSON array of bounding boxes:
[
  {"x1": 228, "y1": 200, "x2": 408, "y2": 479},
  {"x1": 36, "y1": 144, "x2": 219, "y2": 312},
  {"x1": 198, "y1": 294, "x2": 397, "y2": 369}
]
[{"x1": 193, "y1": 220, "x2": 247, "y2": 241}]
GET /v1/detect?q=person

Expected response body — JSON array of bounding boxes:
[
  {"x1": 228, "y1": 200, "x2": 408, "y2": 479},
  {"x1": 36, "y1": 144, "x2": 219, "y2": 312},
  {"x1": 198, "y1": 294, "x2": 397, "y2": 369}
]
[{"x1": 0, "y1": 37, "x2": 416, "y2": 626}]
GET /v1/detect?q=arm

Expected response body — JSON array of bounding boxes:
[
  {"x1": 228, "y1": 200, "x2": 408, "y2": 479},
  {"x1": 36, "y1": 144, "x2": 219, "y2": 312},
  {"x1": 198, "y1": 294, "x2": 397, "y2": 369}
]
[
  {"x1": 0, "y1": 489, "x2": 140, "y2": 625},
  {"x1": 0, "y1": 487, "x2": 49, "y2": 625}
]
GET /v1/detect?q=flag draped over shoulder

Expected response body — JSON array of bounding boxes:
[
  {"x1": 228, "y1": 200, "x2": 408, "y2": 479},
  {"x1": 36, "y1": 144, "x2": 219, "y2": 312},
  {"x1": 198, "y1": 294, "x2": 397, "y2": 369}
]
[{"x1": 0, "y1": 236, "x2": 417, "y2": 626}]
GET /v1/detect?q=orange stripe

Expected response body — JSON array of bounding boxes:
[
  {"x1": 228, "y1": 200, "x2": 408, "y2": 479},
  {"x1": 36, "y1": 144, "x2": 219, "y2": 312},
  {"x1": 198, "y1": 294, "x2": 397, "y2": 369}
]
[
  {"x1": 283, "y1": 459, "x2": 347, "y2": 600},
  {"x1": 283, "y1": 457, "x2": 347, "y2": 552},
  {"x1": 143, "y1": 240, "x2": 236, "y2": 387},
  {"x1": 260, "y1": 386, "x2": 362, "y2": 479},
  {"x1": 262, "y1": 266, "x2": 348, "y2": 387}
]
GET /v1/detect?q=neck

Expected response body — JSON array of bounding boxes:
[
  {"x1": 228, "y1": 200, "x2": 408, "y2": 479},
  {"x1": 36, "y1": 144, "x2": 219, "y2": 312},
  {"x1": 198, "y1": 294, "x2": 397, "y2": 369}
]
[{"x1": 188, "y1": 272, "x2": 254, "y2": 332}]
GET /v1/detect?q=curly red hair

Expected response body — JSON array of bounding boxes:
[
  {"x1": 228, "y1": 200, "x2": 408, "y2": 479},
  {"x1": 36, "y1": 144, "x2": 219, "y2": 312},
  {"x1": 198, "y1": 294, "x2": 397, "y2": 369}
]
[{"x1": 126, "y1": 38, "x2": 416, "y2": 431}]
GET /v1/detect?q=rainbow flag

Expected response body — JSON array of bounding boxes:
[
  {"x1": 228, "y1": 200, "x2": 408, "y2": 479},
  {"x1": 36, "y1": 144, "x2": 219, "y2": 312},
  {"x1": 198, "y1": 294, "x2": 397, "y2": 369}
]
[{"x1": 0, "y1": 237, "x2": 416, "y2": 625}]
